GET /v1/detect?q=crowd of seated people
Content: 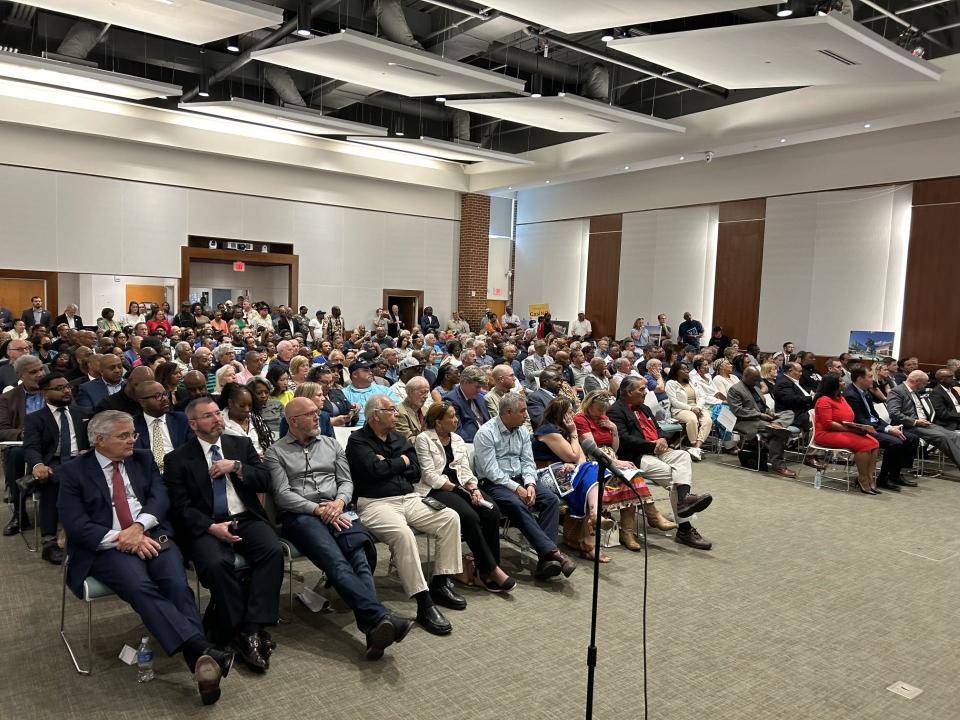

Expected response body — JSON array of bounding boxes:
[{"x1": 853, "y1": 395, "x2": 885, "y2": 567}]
[{"x1": 4, "y1": 294, "x2": 960, "y2": 703}]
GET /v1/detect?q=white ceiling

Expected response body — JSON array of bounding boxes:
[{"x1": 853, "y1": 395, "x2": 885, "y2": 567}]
[
  {"x1": 0, "y1": 50, "x2": 182, "y2": 100},
  {"x1": 251, "y1": 30, "x2": 527, "y2": 97},
  {"x1": 608, "y1": 14, "x2": 944, "y2": 89},
  {"x1": 478, "y1": 0, "x2": 766, "y2": 34},
  {"x1": 178, "y1": 98, "x2": 388, "y2": 136},
  {"x1": 445, "y1": 94, "x2": 686, "y2": 133},
  {"x1": 465, "y1": 52, "x2": 960, "y2": 191},
  {"x1": 346, "y1": 136, "x2": 535, "y2": 164},
  {"x1": 19, "y1": 0, "x2": 283, "y2": 45}
]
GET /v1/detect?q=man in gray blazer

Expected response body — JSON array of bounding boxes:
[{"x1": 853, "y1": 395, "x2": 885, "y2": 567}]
[
  {"x1": 887, "y1": 370, "x2": 960, "y2": 470},
  {"x1": 727, "y1": 367, "x2": 795, "y2": 478}
]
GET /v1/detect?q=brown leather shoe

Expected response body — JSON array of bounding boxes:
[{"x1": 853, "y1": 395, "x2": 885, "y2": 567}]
[
  {"x1": 803, "y1": 458, "x2": 826, "y2": 471},
  {"x1": 674, "y1": 526, "x2": 712, "y2": 550},
  {"x1": 676, "y1": 492, "x2": 713, "y2": 519},
  {"x1": 772, "y1": 466, "x2": 797, "y2": 478},
  {"x1": 195, "y1": 655, "x2": 223, "y2": 706}
]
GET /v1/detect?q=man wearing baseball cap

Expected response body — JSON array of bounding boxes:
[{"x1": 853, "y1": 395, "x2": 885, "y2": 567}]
[
  {"x1": 389, "y1": 356, "x2": 426, "y2": 402},
  {"x1": 342, "y1": 360, "x2": 397, "y2": 427}
]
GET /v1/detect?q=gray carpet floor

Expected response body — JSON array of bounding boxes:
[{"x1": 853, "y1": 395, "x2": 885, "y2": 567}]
[{"x1": 1, "y1": 455, "x2": 958, "y2": 720}]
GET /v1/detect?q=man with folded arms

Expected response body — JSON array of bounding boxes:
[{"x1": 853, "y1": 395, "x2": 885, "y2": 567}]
[
  {"x1": 474, "y1": 392, "x2": 577, "y2": 580},
  {"x1": 264, "y1": 397, "x2": 413, "y2": 659},
  {"x1": 163, "y1": 397, "x2": 283, "y2": 673},
  {"x1": 57, "y1": 410, "x2": 233, "y2": 705},
  {"x1": 346, "y1": 395, "x2": 464, "y2": 636}
]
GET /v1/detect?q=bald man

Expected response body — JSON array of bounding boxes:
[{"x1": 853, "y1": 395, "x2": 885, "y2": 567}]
[
  {"x1": 95, "y1": 365, "x2": 153, "y2": 416},
  {"x1": 888, "y1": 370, "x2": 960, "y2": 470},
  {"x1": 174, "y1": 370, "x2": 210, "y2": 412}
]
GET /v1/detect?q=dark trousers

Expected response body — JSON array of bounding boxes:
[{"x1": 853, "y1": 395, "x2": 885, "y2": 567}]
[
  {"x1": 482, "y1": 479, "x2": 559, "y2": 559},
  {"x1": 281, "y1": 513, "x2": 387, "y2": 634},
  {"x1": 429, "y1": 488, "x2": 501, "y2": 573},
  {"x1": 90, "y1": 544, "x2": 203, "y2": 656},
  {"x1": 5, "y1": 445, "x2": 25, "y2": 517},
  {"x1": 191, "y1": 515, "x2": 282, "y2": 635},
  {"x1": 36, "y1": 478, "x2": 59, "y2": 537},
  {"x1": 872, "y1": 431, "x2": 916, "y2": 481}
]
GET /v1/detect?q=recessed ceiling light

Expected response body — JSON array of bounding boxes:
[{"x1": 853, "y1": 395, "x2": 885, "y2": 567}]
[
  {"x1": 776, "y1": 4, "x2": 793, "y2": 17},
  {"x1": 545, "y1": 179, "x2": 551, "y2": 183},
  {"x1": 863, "y1": 122, "x2": 871, "y2": 128},
  {"x1": 623, "y1": 165, "x2": 630, "y2": 170},
  {"x1": 679, "y1": 155, "x2": 685, "y2": 160},
  {"x1": 226, "y1": 36, "x2": 240, "y2": 53},
  {"x1": 395, "y1": 130, "x2": 404, "y2": 136},
  {"x1": 531, "y1": 92, "x2": 542, "y2": 98},
  {"x1": 507, "y1": 186, "x2": 513, "y2": 190},
  {"x1": 779, "y1": 137, "x2": 787, "y2": 143},
  {"x1": 435, "y1": 96, "x2": 446, "y2": 103},
  {"x1": 601, "y1": 30, "x2": 615, "y2": 42}
]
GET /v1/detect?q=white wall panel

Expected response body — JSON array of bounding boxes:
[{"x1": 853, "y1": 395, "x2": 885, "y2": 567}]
[
  {"x1": 0, "y1": 166, "x2": 58, "y2": 269},
  {"x1": 616, "y1": 206, "x2": 717, "y2": 339},
  {"x1": 57, "y1": 174, "x2": 123, "y2": 274},
  {"x1": 487, "y1": 235, "x2": 512, "y2": 300},
  {"x1": 514, "y1": 219, "x2": 588, "y2": 323},
  {"x1": 758, "y1": 185, "x2": 911, "y2": 355},
  {"x1": 187, "y1": 189, "x2": 243, "y2": 239},
  {"x1": 122, "y1": 182, "x2": 187, "y2": 277}
]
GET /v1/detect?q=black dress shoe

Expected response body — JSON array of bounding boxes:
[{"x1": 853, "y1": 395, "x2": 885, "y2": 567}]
[
  {"x1": 390, "y1": 615, "x2": 414, "y2": 643},
  {"x1": 2, "y1": 514, "x2": 25, "y2": 536},
  {"x1": 895, "y1": 476, "x2": 918, "y2": 487},
  {"x1": 416, "y1": 606, "x2": 452, "y2": 636},
  {"x1": 231, "y1": 632, "x2": 268, "y2": 672},
  {"x1": 429, "y1": 582, "x2": 467, "y2": 610},
  {"x1": 876, "y1": 480, "x2": 901, "y2": 492},
  {"x1": 675, "y1": 526, "x2": 712, "y2": 550},
  {"x1": 194, "y1": 655, "x2": 223, "y2": 706},
  {"x1": 258, "y1": 630, "x2": 276, "y2": 657},
  {"x1": 365, "y1": 617, "x2": 397, "y2": 661},
  {"x1": 202, "y1": 647, "x2": 235, "y2": 678},
  {"x1": 41, "y1": 541, "x2": 65, "y2": 565}
]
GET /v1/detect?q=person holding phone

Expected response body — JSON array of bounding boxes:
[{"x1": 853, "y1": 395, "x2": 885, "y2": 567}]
[{"x1": 813, "y1": 374, "x2": 881, "y2": 495}]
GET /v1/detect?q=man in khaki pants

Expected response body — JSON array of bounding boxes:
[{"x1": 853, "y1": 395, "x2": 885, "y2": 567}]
[{"x1": 346, "y1": 395, "x2": 464, "y2": 637}]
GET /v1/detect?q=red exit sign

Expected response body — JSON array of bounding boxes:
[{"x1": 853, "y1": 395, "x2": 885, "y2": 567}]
[{"x1": 233, "y1": 261, "x2": 245, "y2": 272}]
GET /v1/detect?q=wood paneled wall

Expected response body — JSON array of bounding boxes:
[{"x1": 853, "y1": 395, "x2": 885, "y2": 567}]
[
  {"x1": 584, "y1": 214, "x2": 622, "y2": 339},
  {"x1": 712, "y1": 199, "x2": 765, "y2": 345},
  {"x1": 899, "y1": 179, "x2": 960, "y2": 365}
]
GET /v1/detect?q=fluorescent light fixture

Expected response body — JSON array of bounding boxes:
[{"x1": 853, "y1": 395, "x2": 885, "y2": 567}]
[
  {"x1": 345, "y1": 135, "x2": 535, "y2": 164},
  {"x1": 179, "y1": 97, "x2": 389, "y2": 136},
  {"x1": 251, "y1": 29, "x2": 526, "y2": 97},
  {"x1": 0, "y1": 50, "x2": 182, "y2": 100},
  {"x1": 19, "y1": 0, "x2": 284, "y2": 45}
]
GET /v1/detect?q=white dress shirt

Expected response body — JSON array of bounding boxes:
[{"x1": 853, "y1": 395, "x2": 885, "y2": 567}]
[
  {"x1": 143, "y1": 412, "x2": 174, "y2": 456},
  {"x1": 198, "y1": 436, "x2": 247, "y2": 516},
  {"x1": 96, "y1": 451, "x2": 158, "y2": 549},
  {"x1": 48, "y1": 402, "x2": 78, "y2": 457}
]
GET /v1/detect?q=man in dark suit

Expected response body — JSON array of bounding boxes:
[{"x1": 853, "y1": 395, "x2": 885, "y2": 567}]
[
  {"x1": 0, "y1": 337, "x2": 31, "y2": 390},
  {"x1": 419, "y1": 306, "x2": 440, "y2": 335},
  {"x1": 22, "y1": 373, "x2": 91, "y2": 563},
  {"x1": 887, "y1": 371, "x2": 960, "y2": 471},
  {"x1": 608, "y1": 376, "x2": 713, "y2": 550},
  {"x1": 445, "y1": 365, "x2": 491, "y2": 442},
  {"x1": 95, "y1": 365, "x2": 152, "y2": 416},
  {"x1": 75, "y1": 353, "x2": 125, "y2": 411},
  {"x1": 773, "y1": 363, "x2": 815, "y2": 430},
  {"x1": 844, "y1": 366, "x2": 918, "y2": 491},
  {"x1": 54, "y1": 304, "x2": 84, "y2": 331},
  {"x1": 274, "y1": 307, "x2": 302, "y2": 338},
  {"x1": 798, "y1": 352, "x2": 822, "y2": 394},
  {"x1": 163, "y1": 396, "x2": 282, "y2": 673},
  {"x1": 525, "y1": 368, "x2": 562, "y2": 430},
  {"x1": 57, "y1": 410, "x2": 232, "y2": 705},
  {"x1": 21, "y1": 296, "x2": 52, "y2": 331},
  {"x1": 133, "y1": 381, "x2": 194, "y2": 473},
  {"x1": 0, "y1": 355, "x2": 47, "y2": 535},
  {"x1": 929, "y1": 369, "x2": 960, "y2": 431},
  {"x1": 0, "y1": 305, "x2": 12, "y2": 331}
]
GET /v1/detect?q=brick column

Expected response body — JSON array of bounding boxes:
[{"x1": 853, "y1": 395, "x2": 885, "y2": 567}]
[{"x1": 457, "y1": 193, "x2": 490, "y2": 330}]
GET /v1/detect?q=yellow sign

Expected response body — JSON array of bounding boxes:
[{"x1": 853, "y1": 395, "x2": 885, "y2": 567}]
[{"x1": 528, "y1": 303, "x2": 550, "y2": 318}]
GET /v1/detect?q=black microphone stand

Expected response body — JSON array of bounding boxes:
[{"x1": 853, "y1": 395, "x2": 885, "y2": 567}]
[{"x1": 583, "y1": 447, "x2": 649, "y2": 720}]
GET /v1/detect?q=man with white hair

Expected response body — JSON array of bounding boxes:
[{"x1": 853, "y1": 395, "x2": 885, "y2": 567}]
[
  {"x1": 887, "y1": 370, "x2": 960, "y2": 470},
  {"x1": 395, "y1": 376, "x2": 431, "y2": 441},
  {"x1": 54, "y1": 303, "x2": 83, "y2": 331},
  {"x1": 269, "y1": 340, "x2": 296, "y2": 373}
]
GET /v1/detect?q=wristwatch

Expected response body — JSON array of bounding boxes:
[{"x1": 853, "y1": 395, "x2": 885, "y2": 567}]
[{"x1": 232, "y1": 460, "x2": 241, "y2": 473}]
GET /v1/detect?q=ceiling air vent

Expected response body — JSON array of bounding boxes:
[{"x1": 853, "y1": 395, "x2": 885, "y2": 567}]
[{"x1": 818, "y1": 49, "x2": 858, "y2": 66}]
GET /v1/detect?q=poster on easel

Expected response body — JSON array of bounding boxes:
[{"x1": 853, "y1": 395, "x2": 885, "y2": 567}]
[{"x1": 848, "y1": 330, "x2": 895, "y2": 360}]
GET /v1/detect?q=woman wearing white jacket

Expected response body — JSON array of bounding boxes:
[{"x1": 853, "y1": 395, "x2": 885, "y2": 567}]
[
  {"x1": 664, "y1": 363, "x2": 713, "y2": 461},
  {"x1": 415, "y1": 401, "x2": 516, "y2": 592}
]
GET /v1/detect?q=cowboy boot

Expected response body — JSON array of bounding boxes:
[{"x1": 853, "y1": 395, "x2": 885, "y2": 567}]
[
  {"x1": 642, "y1": 499, "x2": 678, "y2": 532},
  {"x1": 618, "y1": 507, "x2": 643, "y2": 552}
]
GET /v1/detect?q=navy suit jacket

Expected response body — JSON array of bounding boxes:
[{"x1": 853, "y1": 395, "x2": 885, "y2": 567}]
[
  {"x1": 57, "y1": 449, "x2": 172, "y2": 597},
  {"x1": 133, "y1": 411, "x2": 194, "y2": 453},
  {"x1": 75, "y1": 378, "x2": 122, "y2": 411},
  {"x1": 23, "y1": 405, "x2": 91, "y2": 469},
  {"x1": 446, "y1": 385, "x2": 490, "y2": 442},
  {"x1": 843, "y1": 385, "x2": 886, "y2": 431}
]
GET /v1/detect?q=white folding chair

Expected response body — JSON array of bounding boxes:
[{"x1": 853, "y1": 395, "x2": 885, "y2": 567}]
[{"x1": 800, "y1": 410, "x2": 856, "y2": 491}]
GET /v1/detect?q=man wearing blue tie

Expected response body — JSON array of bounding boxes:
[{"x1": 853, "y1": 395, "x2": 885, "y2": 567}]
[
  {"x1": 22, "y1": 373, "x2": 91, "y2": 563},
  {"x1": 57, "y1": 410, "x2": 232, "y2": 704}
]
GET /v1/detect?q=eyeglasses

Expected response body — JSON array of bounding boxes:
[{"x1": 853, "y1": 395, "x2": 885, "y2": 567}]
[
  {"x1": 289, "y1": 410, "x2": 321, "y2": 421},
  {"x1": 109, "y1": 432, "x2": 140, "y2": 441},
  {"x1": 47, "y1": 384, "x2": 70, "y2": 392},
  {"x1": 375, "y1": 407, "x2": 399, "y2": 415},
  {"x1": 139, "y1": 393, "x2": 168, "y2": 401}
]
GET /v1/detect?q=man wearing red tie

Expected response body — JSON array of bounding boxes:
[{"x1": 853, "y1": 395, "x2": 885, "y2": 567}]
[{"x1": 57, "y1": 410, "x2": 233, "y2": 705}]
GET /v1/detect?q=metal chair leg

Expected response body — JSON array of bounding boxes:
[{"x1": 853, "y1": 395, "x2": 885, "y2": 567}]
[{"x1": 59, "y1": 561, "x2": 92, "y2": 676}]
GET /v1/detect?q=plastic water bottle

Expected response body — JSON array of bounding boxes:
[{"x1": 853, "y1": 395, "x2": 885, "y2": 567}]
[
  {"x1": 136, "y1": 636, "x2": 155, "y2": 683},
  {"x1": 814, "y1": 470, "x2": 822, "y2": 490}
]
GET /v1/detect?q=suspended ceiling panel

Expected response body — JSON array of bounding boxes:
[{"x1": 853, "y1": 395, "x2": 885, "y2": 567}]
[
  {"x1": 20, "y1": 0, "x2": 284, "y2": 45},
  {"x1": 251, "y1": 30, "x2": 527, "y2": 97},
  {"x1": 444, "y1": 94, "x2": 686, "y2": 134},
  {"x1": 179, "y1": 98, "x2": 388, "y2": 136},
  {"x1": 346, "y1": 136, "x2": 535, "y2": 164},
  {"x1": 607, "y1": 14, "x2": 943, "y2": 89},
  {"x1": 0, "y1": 50, "x2": 182, "y2": 100},
  {"x1": 477, "y1": 0, "x2": 766, "y2": 33}
]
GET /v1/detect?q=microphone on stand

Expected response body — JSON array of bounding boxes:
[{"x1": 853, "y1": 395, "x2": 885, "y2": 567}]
[{"x1": 580, "y1": 437, "x2": 630, "y2": 484}]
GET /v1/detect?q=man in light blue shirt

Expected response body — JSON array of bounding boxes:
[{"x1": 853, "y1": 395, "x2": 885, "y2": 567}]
[
  {"x1": 473, "y1": 392, "x2": 575, "y2": 581},
  {"x1": 342, "y1": 360, "x2": 397, "y2": 427}
]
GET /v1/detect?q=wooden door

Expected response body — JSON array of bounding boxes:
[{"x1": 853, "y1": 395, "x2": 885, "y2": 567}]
[
  {"x1": 0, "y1": 277, "x2": 46, "y2": 319},
  {"x1": 486, "y1": 299, "x2": 507, "y2": 320}
]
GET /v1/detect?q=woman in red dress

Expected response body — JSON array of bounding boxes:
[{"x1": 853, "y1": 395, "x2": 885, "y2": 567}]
[{"x1": 813, "y1": 374, "x2": 881, "y2": 494}]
